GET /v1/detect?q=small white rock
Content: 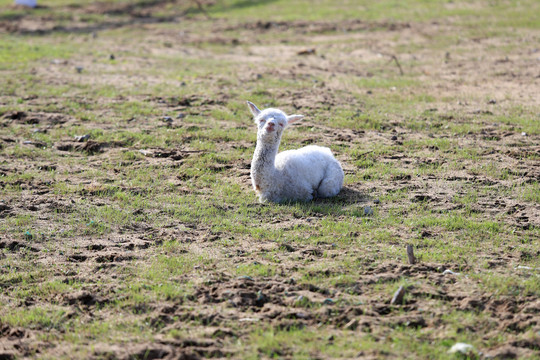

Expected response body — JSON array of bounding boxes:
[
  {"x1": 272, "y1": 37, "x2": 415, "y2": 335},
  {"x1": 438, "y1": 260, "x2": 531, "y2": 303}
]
[
  {"x1": 443, "y1": 269, "x2": 460, "y2": 275},
  {"x1": 516, "y1": 265, "x2": 534, "y2": 270},
  {"x1": 239, "y1": 317, "x2": 259, "y2": 322},
  {"x1": 448, "y1": 342, "x2": 475, "y2": 354}
]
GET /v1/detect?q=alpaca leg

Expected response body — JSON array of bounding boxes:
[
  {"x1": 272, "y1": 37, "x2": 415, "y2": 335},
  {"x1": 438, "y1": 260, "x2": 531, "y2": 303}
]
[{"x1": 316, "y1": 163, "x2": 344, "y2": 198}]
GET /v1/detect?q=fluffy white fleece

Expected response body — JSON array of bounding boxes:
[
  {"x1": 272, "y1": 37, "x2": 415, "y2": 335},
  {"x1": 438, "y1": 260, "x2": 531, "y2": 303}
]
[{"x1": 247, "y1": 101, "x2": 344, "y2": 203}]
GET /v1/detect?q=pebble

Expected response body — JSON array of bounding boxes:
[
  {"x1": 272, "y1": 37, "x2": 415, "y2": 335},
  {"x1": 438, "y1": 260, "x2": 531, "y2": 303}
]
[
  {"x1": 374, "y1": 198, "x2": 380, "y2": 204},
  {"x1": 448, "y1": 342, "x2": 475, "y2": 354},
  {"x1": 521, "y1": 132, "x2": 527, "y2": 136},
  {"x1": 391, "y1": 135, "x2": 398, "y2": 141},
  {"x1": 363, "y1": 206, "x2": 374, "y2": 216},
  {"x1": 442, "y1": 269, "x2": 460, "y2": 275},
  {"x1": 162, "y1": 116, "x2": 173, "y2": 123},
  {"x1": 516, "y1": 265, "x2": 535, "y2": 270},
  {"x1": 177, "y1": 113, "x2": 186, "y2": 119},
  {"x1": 74, "y1": 134, "x2": 90, "y2": 142},
  {"x1": 75, "y1": 66, "x2": 83, "y2": 73},
  {"x1": 109, "y1": 54, "x2": 115, "y2": 60},
  {"x1": 295, "y1": 312, "x2": 308, "y2": 319},
  {"x1": 237, "y1": 275, "x2": 253, "y2": 281},
  {"x1": 238, "y1": 317, "x2": 259, "y2": 322},
  {"x1": 390, "y1": 285, "x2": 406, "y2": 305},
  {"x1": 488, "y1": 99, "x2": 497, "y2": 104}
]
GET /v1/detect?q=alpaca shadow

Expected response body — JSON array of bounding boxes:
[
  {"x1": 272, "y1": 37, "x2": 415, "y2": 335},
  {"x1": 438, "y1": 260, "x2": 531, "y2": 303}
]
[
  {"x1": 284, "y1": 187, "x2": 372, "y2": 215},
  {"x1": 323, "y1": 187, "x2": 372, "y2": 205}
]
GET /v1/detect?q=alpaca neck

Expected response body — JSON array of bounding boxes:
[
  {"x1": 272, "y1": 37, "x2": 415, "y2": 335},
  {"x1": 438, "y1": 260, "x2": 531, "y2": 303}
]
[{"x1": 251, "y1": 135, "x2": 281, "y2": 190}]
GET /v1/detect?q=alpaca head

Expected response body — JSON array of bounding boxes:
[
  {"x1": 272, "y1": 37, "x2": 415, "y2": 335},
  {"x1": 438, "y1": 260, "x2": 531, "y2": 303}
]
[{"x1": 247, "y1": 101, "x2": 303, "y2": 141}]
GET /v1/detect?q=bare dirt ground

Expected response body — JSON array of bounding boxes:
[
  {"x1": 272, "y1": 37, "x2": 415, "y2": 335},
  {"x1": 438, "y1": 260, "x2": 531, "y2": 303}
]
[{"x1": 1, "y1": 1, "x2": 539, "y2": 359}]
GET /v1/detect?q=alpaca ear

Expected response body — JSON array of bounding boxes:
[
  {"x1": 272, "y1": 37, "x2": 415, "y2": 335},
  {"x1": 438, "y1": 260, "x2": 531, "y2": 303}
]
[
  {"x1": 247, "y1": 101, "x2": 261, "y2": 117},
  {"x1": 287, "y1": 115, "x2": 303, "y2": 124}
]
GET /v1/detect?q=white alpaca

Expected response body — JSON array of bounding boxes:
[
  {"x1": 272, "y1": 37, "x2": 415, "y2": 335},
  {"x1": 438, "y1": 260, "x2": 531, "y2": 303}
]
[{"x1": 247, "y1": 101, "x2": 344, "y2": 203}]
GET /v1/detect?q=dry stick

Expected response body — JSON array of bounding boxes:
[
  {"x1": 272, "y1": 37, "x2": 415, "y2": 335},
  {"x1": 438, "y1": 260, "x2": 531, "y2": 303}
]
[
  {"x1": 407, "y1": 244, "x2": 416, "y2": 264},
  {"x1": 380, "y1": 52, "x2": 404, "y2": 76},
  {"x1": 389, "y1": 54, "x2": 404, "y2": 76}
]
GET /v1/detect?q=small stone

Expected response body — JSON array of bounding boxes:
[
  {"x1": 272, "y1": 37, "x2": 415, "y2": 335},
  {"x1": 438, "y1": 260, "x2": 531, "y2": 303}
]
[
  {"x1": 237, "y1": 275, "x2": 253, "y2": 281},
  {"x1": 74, "y1": 134, "x2": 90, "y2": 142},
  {"x1": 521, "y1": 132, "x2": 527, "y2": 136},
  {"x1": 391, "y1": 135, "x2": 398, "y2": 141},
  {"x1": 366, "y1": 90, "x2": 373, "y2": 95},
  {"x1": 322, "y1": 298, "x2": 335, "y2": 305},
  {"x1": 109, "y1": 54, "x2": 115, "y2": 60},
  {"x1": 177, "y1": 113, "x2": 186, "y2": 119},
  {"x1": 374, "y1": 198, "x2": 380, "y2": 204},
  {"x1": 239, "y1": 317, "x2": 259, "y2": 322},
  {"x1": 442, "y1": 269, "x2": 460, "y2": 275},
  {"x1": 295, "y1": 312, "x2": 308, "y2": 319},
  {"x1": 448, "y1": 342, "x2": 475, "y2": 354},
  {"x1": 390, "y1": 285, "x2": 406, "y2": 305},
  {"x1": 344, "y1": 318, "x2": 358, "y2": 330},
  {"x1": 488, "y1": 99, "x2": 497, "y2": 104},
  {"x1": 297, "y1": 48, "x2": 316, "y2": 56},
  {"x1": 363, "y1": 206, "x2": 373, "y2": 216},
  {"x1": 256, "y1": 74, "x2": 263, "y2": 80},
  {"x1": 32, "y1": 128, "x2": 46, "y2": 133},
  {"x1": 75, "y1": 66, "x2": 83, "y2": 73},
  {"x1": 162, "y1": 116, "x2": 173, "y2": 124}
]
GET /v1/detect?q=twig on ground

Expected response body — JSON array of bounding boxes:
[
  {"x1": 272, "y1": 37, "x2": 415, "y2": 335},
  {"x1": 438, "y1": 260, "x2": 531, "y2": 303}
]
[{"x1": 379, "y1": 52, "x2": 404, "y2": 75}]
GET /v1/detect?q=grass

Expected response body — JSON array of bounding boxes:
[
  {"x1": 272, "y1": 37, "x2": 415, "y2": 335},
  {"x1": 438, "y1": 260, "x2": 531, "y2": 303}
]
[{"x1": 1, "y1": 0, "x2": 539, "y2": 359}]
